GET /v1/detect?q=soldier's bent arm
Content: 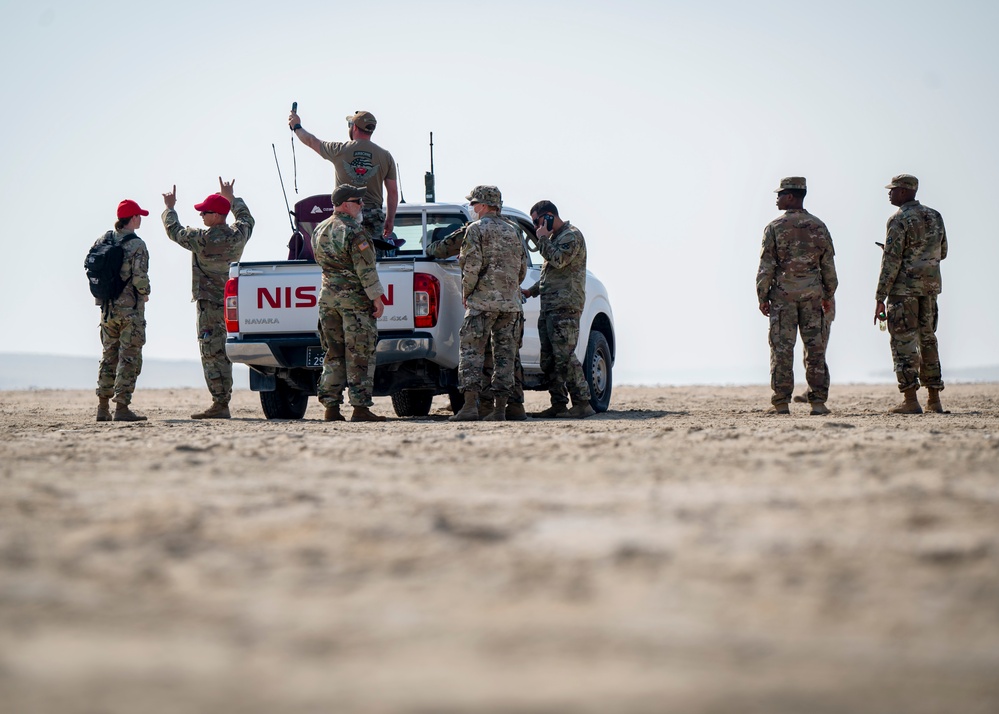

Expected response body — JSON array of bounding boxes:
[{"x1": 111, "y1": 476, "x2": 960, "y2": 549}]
[
  {"x1": 162, "y1": 208, "x2": 203, "y2": 253},
  {"x1": 350, "y1": 236, "x2": 385, "y2": 303},
  {"x1": 384, "y1": 179, "x2": 399, "y2": 235},
  {"x1": 292, "y1": 126, "x2": 323, "y2": 154},
  {"x1": 460, "y1": 228, "x2": 483, "y2": 299},
  {"x1": 755, "y1": 226, "x2": 777, "y2": 303},
  {"x1": 426, "y1": 225, "x2": 467, "y2": 259},
  {"x1": 539, "y1": 230, "x2": 581, "y2": 269},
  {"x1": 231, "y1": 198, "x2": 255, "y2": 241},
  {"x1": 875, "y1": 217, "x2": 905, "y2": 301}
]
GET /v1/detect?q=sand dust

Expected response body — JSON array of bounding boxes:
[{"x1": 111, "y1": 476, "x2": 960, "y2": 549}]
[{"x1": 1, "y1": 384, "x2": 998, "y2": 713}]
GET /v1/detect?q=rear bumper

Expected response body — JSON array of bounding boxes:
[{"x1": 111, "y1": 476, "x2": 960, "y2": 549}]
[{"x1": 226, "y1": 333, "x2": 438, "y2": 369}]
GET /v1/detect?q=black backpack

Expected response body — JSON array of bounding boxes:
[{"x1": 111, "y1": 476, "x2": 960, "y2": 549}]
[{"x1": 85, "y1": 231, "x2": 137, "y2": 302}]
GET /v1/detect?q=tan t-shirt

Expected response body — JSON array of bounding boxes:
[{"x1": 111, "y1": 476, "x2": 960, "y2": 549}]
[{"x1": 319, "y1": 139, "x2": 396, "y2": 208}]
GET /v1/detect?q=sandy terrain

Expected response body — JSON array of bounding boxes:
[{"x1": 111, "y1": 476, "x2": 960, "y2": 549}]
[{"x1": 1, "y1": 384, "x2": 998, "y2": 713}]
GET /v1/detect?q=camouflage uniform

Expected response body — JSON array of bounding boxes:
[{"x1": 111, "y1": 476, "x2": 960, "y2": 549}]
[
  {"x1": 427, "y1": 223, "x2": 525, "y2": 404},
  {"x1": 162, "y1": 199, "x2": 253, "y2": 406},
  {"x1": 876, "y1": 197, "x2": 948, "y2": 394},
  {"x1": 525, "y1": 221, "x2": 591, "y2": 408},
  {"x1": 312, "y1": 212, "x2": 385, "y2": 407},
  {"x1": 94, "y1": 229, "x2": 150, "y2": 406},
  {"x1": 457, "y1": 215, "x2": 528, "y2": 397},
  {"x1": 756, "y1": 206, "x2": 838, "y2": 406}
]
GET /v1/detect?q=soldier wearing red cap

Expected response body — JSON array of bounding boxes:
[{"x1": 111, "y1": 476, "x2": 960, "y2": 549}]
[
  {"x1": 162, "y1": 178, "x2": 254, "y2": 419},
  {"x1": 92, "y1": 199, "x2": 151, "y2": 422},
  {"x1": 288, "y1": 108, "x2": 398, "y2": 244}
]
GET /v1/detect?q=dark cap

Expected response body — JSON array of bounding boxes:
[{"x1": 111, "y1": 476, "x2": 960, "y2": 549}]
[
  {"x1": 346, "y1": 110, "x2": 377, "y2": 132},
  {"x1": 331, "y1": 183, "x2": 366, "y2": 205},
  {"x1": 193, "y1": 194, "x2": 231, "y2": 215}
]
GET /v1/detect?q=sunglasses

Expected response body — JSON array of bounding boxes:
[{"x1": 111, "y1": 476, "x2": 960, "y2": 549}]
[
  {"x1": 200, "y1": 211, "x2": 217, "y2": 216},
  {"x1": 345, "y1": 198, "x2": 364, "y2": 205}
]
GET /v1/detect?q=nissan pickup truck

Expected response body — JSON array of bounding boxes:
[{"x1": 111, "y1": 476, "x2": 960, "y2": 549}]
[{"x1": 224, "y1": 194, "x2": 615, "y2": 419}]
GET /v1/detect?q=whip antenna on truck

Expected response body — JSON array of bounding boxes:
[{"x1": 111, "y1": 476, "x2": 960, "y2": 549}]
[
  {"x1": 271, "y1": 143, "x2": 296, "y2": 231},
  {"x1": 397, "y1": 162, "x2": 405, "y2": 204},
  {"x1": 425, "y1": 132, "x2": 435, "y2": 203}
]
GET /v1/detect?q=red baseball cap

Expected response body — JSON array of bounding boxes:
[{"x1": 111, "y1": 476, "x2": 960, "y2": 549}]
[
  {"x1": 117, "y1": 199, "x2": 150, "y2": 220},
  {"x1": 194, "y1": 193, "x2": 231, "y2": 215}
]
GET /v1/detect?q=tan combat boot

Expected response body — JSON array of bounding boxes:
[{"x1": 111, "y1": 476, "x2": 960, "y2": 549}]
[
  {"x1": 505, "y1": 402, "x2": 527, "y2": 421},
  {"x1": 810, "y1": 401, "x2": 830, "y2": 416},
  {"x1": 483, "y1": 396, "x2": 508, "y2": 421},
  {"x1": 767, "y1": 403, "x2": 790, "y2": 415},
  {"x1": 926, "y1": 388, "x2": 945, "y2": 413},
  {"x1": 449, "y1": 391, "x2": 480, "y2": 422},
  {"x1": 97, "y1": 398, "x2": 112, "y2": 422},
  {"x1": 477, "y1": 396, "x2": 495, "y2": 419},
  {"x1": 350, "y1": 405, "x2": 386, "y2": 422},
  {"x1": 324, "y1": 405, "x2": 345, "y2": 422},
  {"x1": 531, "y1": 403, "x2": 569, "y2": 419},
  {"x1": 890, "y1": 388, "x2": 922, "y2": 415},
  {"x1": 113, "y1": 403, "x2": 147, "y2": 422},
  {"x1": 192, "y1": 402, "x2": 230, "y2": 419},
  {"x1": 564, "y1": 400, "x2": 596, "y2": 419}
]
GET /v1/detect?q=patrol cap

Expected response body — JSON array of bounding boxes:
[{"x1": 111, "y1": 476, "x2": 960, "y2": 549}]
[
  {"x1": 116, "y1": 199, "x2": 149, "y2": 220},
  {"x1": 346, "y1": 110, "x2": 377, "y2": 132},
  {"x1": 465, "y1": 185, "x2": 502, "y2": 208},
  {"x1": 331, "y1": 183, "x2": 366, "y2": 205},
  {"x1": 194, "y1": 193, "x2": 231, "y2": 215},
  {"x1": 774, "y1": 177, "x2": 807, "y2": 193},
  {"x1": 885, "y1": 174, "x2": 918, "y2": 190}
]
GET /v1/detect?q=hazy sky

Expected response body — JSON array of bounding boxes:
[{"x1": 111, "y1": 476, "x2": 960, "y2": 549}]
[{"x1": 2, "y1": 0, "x2": 996, "y2": 386}]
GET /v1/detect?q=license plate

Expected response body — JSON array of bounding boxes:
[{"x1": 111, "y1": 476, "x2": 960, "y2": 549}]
[{"x1": 306, "y1": 346, "x2": 326, "y2": 367}]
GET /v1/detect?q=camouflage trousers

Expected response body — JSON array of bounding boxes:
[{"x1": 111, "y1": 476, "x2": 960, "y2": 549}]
[
  {"x1": 361, "y1": 207, "x2": 389, "y2": 255},
  {"x1": 539, "y1": 308, "x2": 590, "y2": 407},
  {"x1": 481, "y1": 312, "x2": 525, "y2": 404},
  {"x1": 887, "y1": 294, "x2": 943, "y2": 393},
  {"x1": 317, "y1": 300, "x2": 378, "y2": 407},
  {"x1": 458, "y1": 309, "x2": 519, "y2": 398},
  {"x1": 768, "y1": 297, "x2": 828, "y2": 405},
  {"x1": 197, "y1": 300, "x2": 233, "y2": 405},
  {"x1": 97, "y1": 306, "x2": 146, "y2": 405}
]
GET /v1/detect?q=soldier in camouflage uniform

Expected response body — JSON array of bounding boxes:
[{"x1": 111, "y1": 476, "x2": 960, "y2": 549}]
[
  {"x1": 94, "y1": 199, "x2": 151, "y2": 422},
  {"x1": 162, "y1": 179, "x2": 254, "y2": 419},
  {"x1": 523, "y1": 200, "x2": 595, "y2": 419},
  {"x1": 450, "y1": 185, "x2": 527, "y2": 422},
  {"x1": 875, "y1": 174, "x2": 948, "y2": 414},
  {"x1": 427, "y1": 219, "x2": 528, "y2": 420},
  {"x1": 756, "y1": 178, "x2": 838, "y2": 415},
  {"x1": 289, "y1": 108, "x2": 398, "y2": 246},
  {"x1": 312, "y1": 184, "x2": 387, "y2": 422}
]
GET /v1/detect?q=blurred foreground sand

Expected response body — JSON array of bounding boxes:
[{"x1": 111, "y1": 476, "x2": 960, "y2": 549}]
[{"x1": 1, "y1": 384, "x2": 998, "y2": 713}]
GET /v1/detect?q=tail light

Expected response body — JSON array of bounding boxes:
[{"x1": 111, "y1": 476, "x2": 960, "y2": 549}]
[
  {"x1": 224, "y1": 277, "x2": 239, "y2": 333},
  {"x1": 414, "y1": 273, "x2": 440, "y2": 328}
]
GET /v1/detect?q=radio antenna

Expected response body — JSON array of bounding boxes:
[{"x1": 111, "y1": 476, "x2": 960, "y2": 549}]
[
  {"x1": 271, "y1": 143, "x2": 295, "y2": 231},
  {"x1": 424, "y1": 132, "x2": 436, "y2": 203}
]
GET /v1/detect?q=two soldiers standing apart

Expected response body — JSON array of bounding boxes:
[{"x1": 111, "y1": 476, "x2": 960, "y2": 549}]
[
  {"x1": 523, "y1": 201, "x2": 596, "y2": 419},
  {"x1": 312, "y1": 184, "x2": 387, "y2": 422},
  {"x1": 289, "y1": 108, "x2": 398, "y2": 243},
  {"x1": 450, "y1": 186, "x2": 527, "y2": 422},
  {"x1": 162, "y1": 179, "x2": 254, "y2": 419},
  {"x1": 875, "y1": 174, "x2": 948, "y2": 414},
  {"x1": 756, "y1": 178, "x2": 838, "y2": 415},
  {"x1": 93, "y1": 200, "x2": 152, "y2": 422}
]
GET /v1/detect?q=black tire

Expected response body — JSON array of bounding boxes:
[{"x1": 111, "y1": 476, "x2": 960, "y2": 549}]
[
  {"x1": 260, "y1": 381, "x2": 309, "y2": 420},
  {"x1": 391, "y1": 389, "x2": 435, "y2": 417},
  {"x1": 584, "y1": 330, "x2": 612, "y2": 412},
  {"x1": 447, "y1": 388, "x2": 464, "y2": 414}
]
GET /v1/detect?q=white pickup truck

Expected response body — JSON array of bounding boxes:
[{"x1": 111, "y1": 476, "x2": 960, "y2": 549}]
[{"x1": 224, "y1": 195, "x2": 616, "y2": 419}]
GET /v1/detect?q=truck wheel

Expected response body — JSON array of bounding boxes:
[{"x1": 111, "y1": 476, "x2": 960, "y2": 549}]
[
  {"x1": 391, "y1": 389, "x2": 435, "y2": 417},
  {"x1": 447, "y1": 388, "x2": 463, "y2": 414},
  {"x1": 260, "y1": 381, "x2": 309, "y2": 420},
  {"x1": 584, "y1": 331, "x2": 612, "y2": 412}
]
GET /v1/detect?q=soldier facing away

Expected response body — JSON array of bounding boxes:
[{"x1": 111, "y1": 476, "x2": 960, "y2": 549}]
[
  {"x1": 93, "y1": 199, "x2": 151, "y2": 422},
  {"x1": 874, "y1": 174, "x2": 948, "y2": 414},
  {"x1": 450, "y1": 185, "x2": 527, "y2": 422},
  {"x1": 312, "y1": 184, "x2": 387, "y2": 422},
  {"x1": 162, "y1": 179, "x2": 254, "y2": 419},
  {"x1": 289, "y1": 108, "x2": 398, "y2": 245},
  {"x1": 522, "y1": 200, "x2": 595, "y2": 419},
  {"x1": 756, "y1": 177, "x2": 838, "y2": 415}
]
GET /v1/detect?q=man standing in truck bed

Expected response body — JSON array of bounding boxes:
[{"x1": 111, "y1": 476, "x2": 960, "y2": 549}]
[
  {"x1": 162, "y1": 179, "x2": 254, "y2": 419},
  {"x1": 289, "y1": 108, "x2": 398, "y2": 244},
  {"x1": 312, "y1": 184, "x2": 387, "y2": 423}
]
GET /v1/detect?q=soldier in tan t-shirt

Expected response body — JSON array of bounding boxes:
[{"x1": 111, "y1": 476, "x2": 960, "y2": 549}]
[{"x1": 289, "y1": 108, "x2": 399, "y2": 243}]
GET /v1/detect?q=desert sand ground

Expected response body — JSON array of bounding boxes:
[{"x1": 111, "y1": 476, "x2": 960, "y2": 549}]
[{"x1": 1, "y1": 384, "x2": 998, "y2": 714}]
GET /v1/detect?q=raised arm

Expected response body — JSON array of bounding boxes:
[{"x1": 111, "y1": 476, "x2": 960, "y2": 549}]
[{"x1": 288, "y1": 109, "x2": 323, "y2": 154}]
